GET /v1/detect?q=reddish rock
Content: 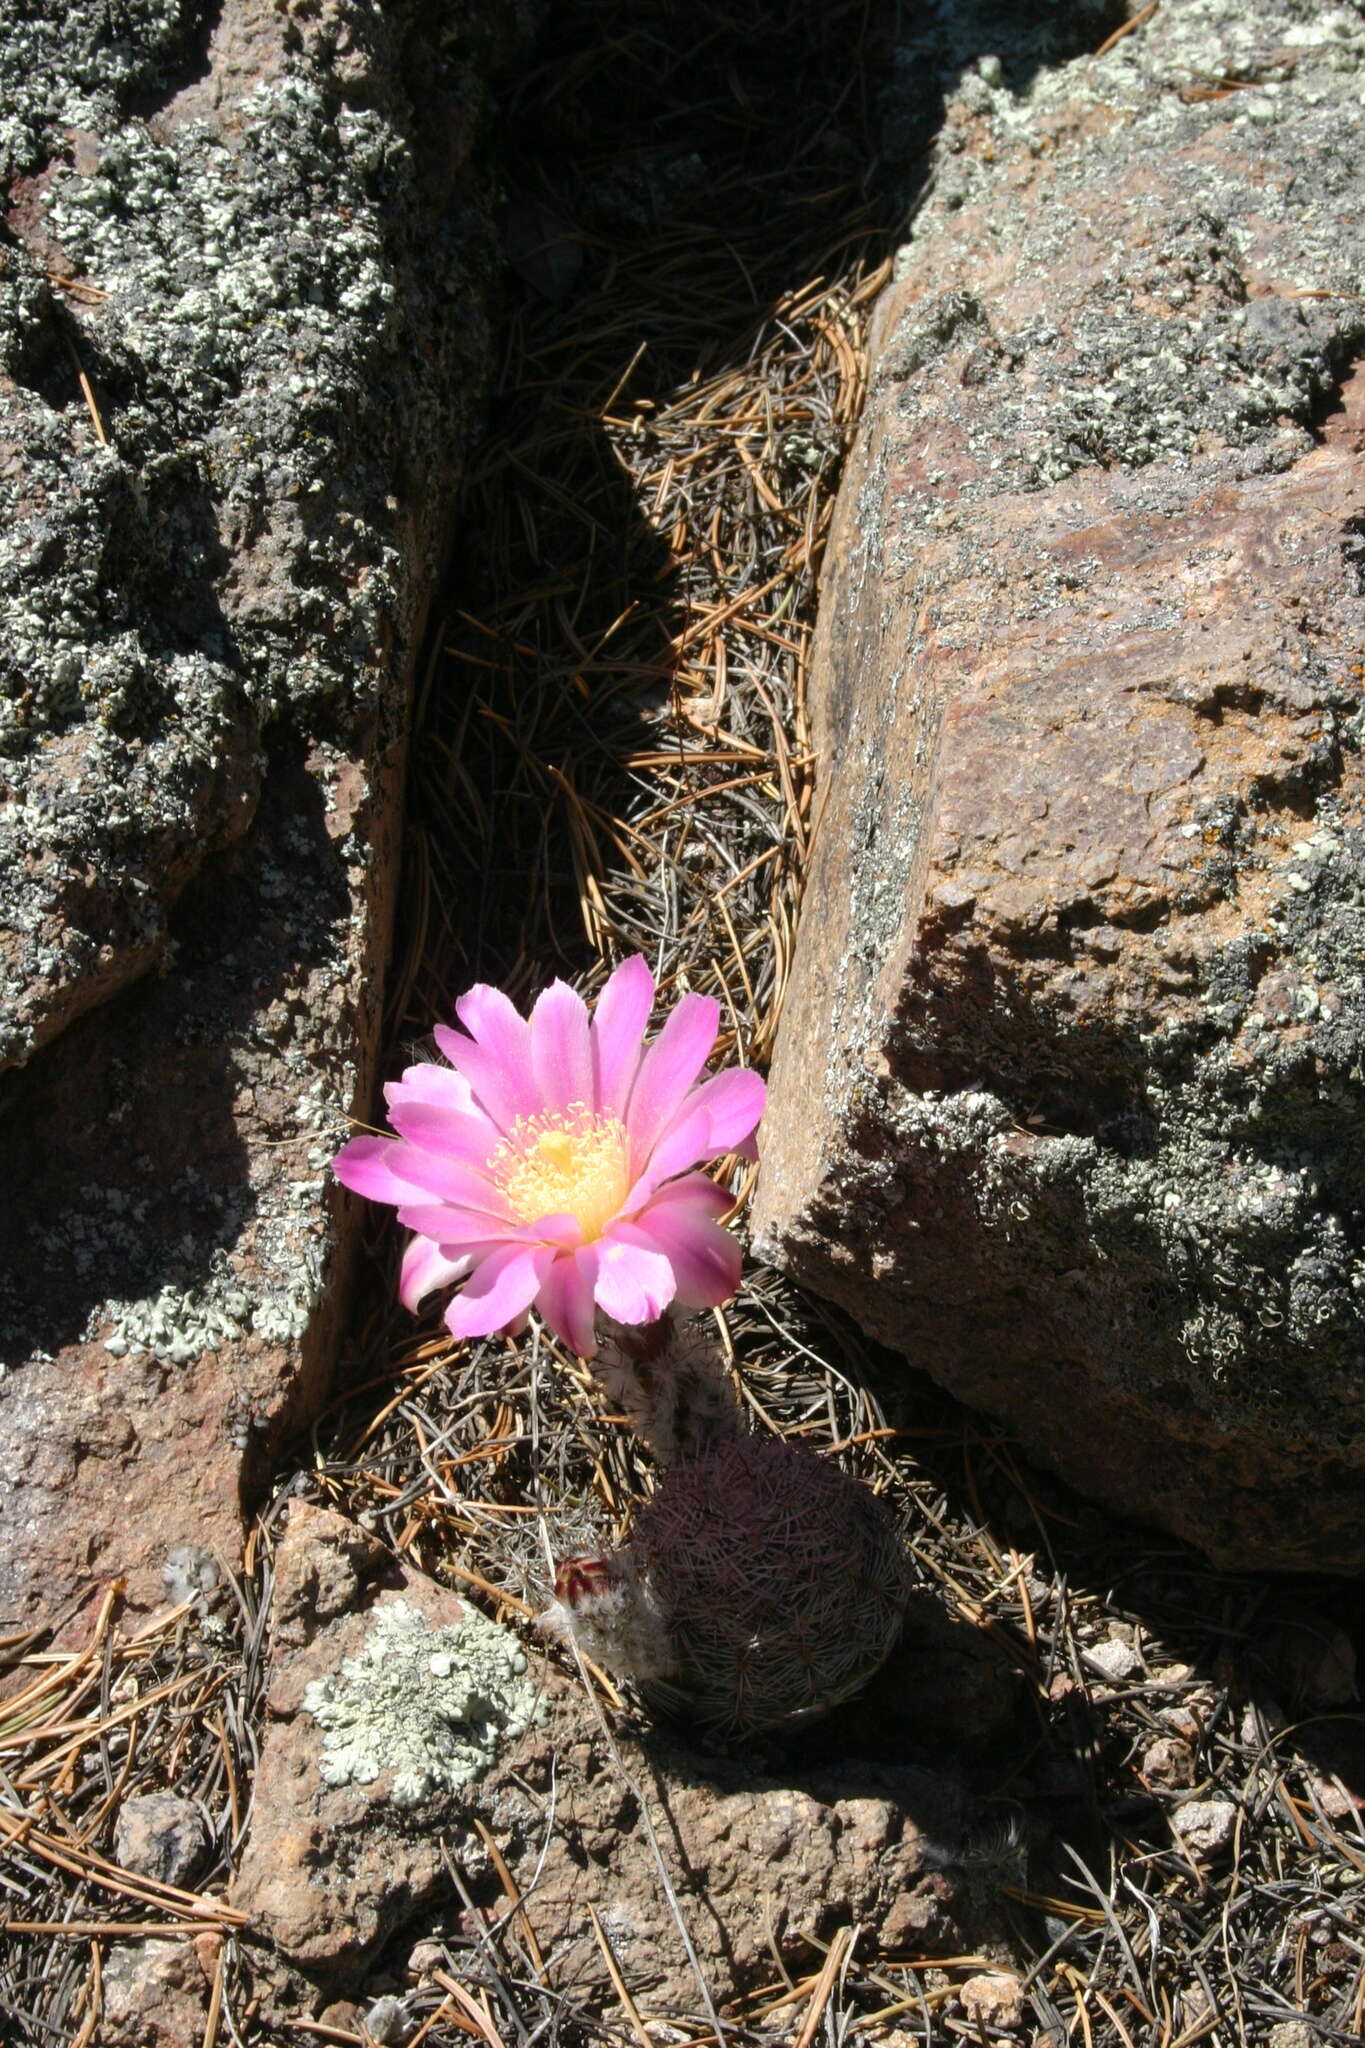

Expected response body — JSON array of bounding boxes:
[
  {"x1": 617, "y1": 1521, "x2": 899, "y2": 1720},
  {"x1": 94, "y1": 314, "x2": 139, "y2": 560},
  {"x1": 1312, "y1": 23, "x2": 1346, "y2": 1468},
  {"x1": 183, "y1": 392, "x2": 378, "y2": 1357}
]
[
  {"x1": 0, "y1": 0, "x2": 522, "y2": 1651},
  {"x1": 233, "y1": 1504, "x2": 976, "y2": 2011},
  {"x1": 1142, "y1": 1736, "x2": 1197, "y2": 1792},
  {"x1": 754, "y1": 1, "x2": 1365, "y2": 1571},
  {"x1": 231, "y1": 1505, "x2": 485, "y2": 1972},
  {"x1": 959, "y1": 1970, "x2": 1028, "y2": 2033},
  {"x1": 100, "y1": 1939, "x2": 210, "y2": 2048}
]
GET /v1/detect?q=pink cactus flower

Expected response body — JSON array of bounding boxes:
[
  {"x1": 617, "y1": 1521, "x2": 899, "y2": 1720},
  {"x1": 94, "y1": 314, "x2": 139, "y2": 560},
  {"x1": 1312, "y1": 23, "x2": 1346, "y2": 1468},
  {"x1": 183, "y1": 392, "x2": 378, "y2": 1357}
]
[{"x1": 333, "y1": 956, "x2": 765, "y2": 1355}]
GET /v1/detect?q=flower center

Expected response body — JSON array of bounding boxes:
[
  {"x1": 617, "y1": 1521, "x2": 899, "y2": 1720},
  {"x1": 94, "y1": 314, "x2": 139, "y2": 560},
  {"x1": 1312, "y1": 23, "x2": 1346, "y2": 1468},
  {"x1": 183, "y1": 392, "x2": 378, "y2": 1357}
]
[{"x1": 491, "y1": 1105, "x2": 631, "y2": 1240}]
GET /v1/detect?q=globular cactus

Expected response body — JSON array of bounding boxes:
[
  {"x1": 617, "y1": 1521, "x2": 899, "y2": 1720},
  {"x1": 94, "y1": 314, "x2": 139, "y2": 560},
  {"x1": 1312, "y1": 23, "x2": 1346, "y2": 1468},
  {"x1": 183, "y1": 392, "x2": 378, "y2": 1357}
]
[{"x1": 544, "y1": 1315, "x2": 909, "y2": 1737}]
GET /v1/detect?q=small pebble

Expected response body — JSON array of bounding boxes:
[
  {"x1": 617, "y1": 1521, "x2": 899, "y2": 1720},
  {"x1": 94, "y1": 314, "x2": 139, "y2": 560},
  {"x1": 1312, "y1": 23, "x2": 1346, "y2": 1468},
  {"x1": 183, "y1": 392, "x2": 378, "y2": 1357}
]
[
  {"x1": 1173, "y1": 1797, "x2": 1238, "y2": 1860},
  {"x1": 960, "y1": 1971, "x2": 1027, "y2": 2031},
  {"x1": 1086, "y1": 1637, "x2": 1140, "y2": 1683},
  {"x1": 1142, "y1": 1735, "x2": 1195, "y2": 1790},
  {"x1": 361, "y1": 1994, "x2": 412, "y2": 2046},
  {"x1": 113, "y1": 1793, "x2": 210, "y2": 1889}
]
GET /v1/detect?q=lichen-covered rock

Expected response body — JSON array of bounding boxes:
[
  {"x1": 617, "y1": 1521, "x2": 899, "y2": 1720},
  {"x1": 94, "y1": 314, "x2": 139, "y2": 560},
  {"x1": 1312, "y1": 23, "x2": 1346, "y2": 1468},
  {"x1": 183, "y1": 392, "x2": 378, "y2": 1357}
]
[
  {"x1": 754, "y1": 0, "x2": 1365, "y2": 1570},
  {"x1": 303, "y1": 1597, "x2": 540, "y2": 1808},
  {"x1": 236, "y1": 1504, "x2": 978, "y2": 2009},
  {"x1": 231, "y1": 1503, "x2": 537, "y2": 1971},
  {"x1": 0, "y1": 0, "x2": 527, "y2": 1643},
  {"x1": 0, "y1": 0, "x2": 425, "y2": 1067}
]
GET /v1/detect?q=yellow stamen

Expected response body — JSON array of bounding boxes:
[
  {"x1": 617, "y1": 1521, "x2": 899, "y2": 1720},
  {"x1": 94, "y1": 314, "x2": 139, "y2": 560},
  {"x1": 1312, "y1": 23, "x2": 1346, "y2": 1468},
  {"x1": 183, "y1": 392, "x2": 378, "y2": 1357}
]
[{"x1": 491, "y1": 1105, "x2": 631, "y2": 1240}]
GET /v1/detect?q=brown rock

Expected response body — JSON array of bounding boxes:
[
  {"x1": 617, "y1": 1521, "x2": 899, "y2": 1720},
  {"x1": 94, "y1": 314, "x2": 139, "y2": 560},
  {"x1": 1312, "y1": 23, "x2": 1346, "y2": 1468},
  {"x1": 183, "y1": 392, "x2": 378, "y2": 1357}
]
[
  {"x1": 0, "y1": 0, "x2": 524, "y2": 1650},
  {"x1": 230, "y1": 1505, "x2": 484, "y2": 1971},
  {"x1": 488, "y1": 1733, "x2": 965, "y2": 2010},
  {"x1": 1141, "y1": 1736, "x2": 1196, "y2": 1792},
  {"x1": 1172, "y1": 1797, "x2": 1239, "y2": 1862},
  {"x1": 959, "y1": 1970, "x2": 1028, "y2": 2032},
  {"x1": 0, "y1": 738, "x2": 399, "y2": 1643},
  {"x1": 754, "y1": 0, "x2": 1365, "y2": 1571},
  {"x1": 100, "y1": 1939, "x2": 209, "y2": 2048},
  {"x1": 234, "y1": 1504, "x2": 978, "y2": 2006},
  {"x1": 878, "y1": 1873, "x2": 963, "y2": 1954}
]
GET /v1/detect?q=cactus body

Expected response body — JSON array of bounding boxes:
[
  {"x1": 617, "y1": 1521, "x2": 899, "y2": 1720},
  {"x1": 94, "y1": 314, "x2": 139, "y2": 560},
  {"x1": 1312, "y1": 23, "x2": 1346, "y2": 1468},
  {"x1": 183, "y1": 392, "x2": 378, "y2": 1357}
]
[
  {"x1": 545, "y1": 1314, "x2": 909, "y2": 1736},
  {"x1": 548, "y1": 1435, "x2": 908, "y2": 1736},
  {"x1": 631, "y1": 1434, "x2": 908, "y2": 1733}
]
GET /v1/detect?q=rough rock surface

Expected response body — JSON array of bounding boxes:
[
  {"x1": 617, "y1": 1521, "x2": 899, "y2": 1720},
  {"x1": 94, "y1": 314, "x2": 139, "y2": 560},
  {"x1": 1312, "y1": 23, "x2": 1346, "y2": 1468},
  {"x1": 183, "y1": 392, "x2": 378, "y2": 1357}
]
[
  {"x1": 100, "y1": 1938, "x2": 211, "y2": 2048},
  {"x1": 234, "y1": 1505, "x2": 977, "y2": 2015},
  {"x1": 754, "y1": 0, "x2": 1365, "y2": 1571},
  {"x1": 0, "y1": 0, "x2": 524, "y2": 1643},
  {"x1": 959, "y1": 1970, "x2": 1028, "y2": 2033},
  {"x1": 113, "y1": 1791, "x2": 210, "y2": 1889},
  {"x1": 232, "y1": 1503, "x2": 541, "y2": 1972}
]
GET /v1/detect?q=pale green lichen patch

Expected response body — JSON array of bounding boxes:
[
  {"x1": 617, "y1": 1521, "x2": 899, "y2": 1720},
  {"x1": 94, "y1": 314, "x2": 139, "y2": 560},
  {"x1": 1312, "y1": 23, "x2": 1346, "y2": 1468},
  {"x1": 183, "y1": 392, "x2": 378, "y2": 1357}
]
[{"x1": 302, "y1": 1600, "x2": 541, "y2": 1809}]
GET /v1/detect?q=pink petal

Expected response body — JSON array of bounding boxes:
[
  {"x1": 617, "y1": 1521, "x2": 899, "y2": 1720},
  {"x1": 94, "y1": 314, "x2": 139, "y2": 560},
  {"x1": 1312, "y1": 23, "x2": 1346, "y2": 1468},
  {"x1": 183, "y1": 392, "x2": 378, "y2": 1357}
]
[
  {"x1": 677, "y1": 1067, "x2": 767, "y2": 1154},
  {"x1": 431, "y1": 1028, "x2": 528, "y2": 1136},
  {"x1": 614, "y1": 1199, "x2": 742, "y2": 1309},
  {"x1": 522, "y1": 1210, "x2": 587, "y2": 1250},
  {"x1": 379, "y1": 1144, "x2": 509, "y2": 1214},
  {"x1": 400, "y1": 1236, "x2": 472, "y2": 1312},
  {"x1": 396, "y1": 1202, "x2": 525, "y2": 1243},
  {"x1": 536, "y1": 1247, "x2": 600, "y2": 1355},
  {"x1": 636, "y1": 1171, "x2": 732, "y2": 1219},
  {"x1": 621, "y1": 1103, "x2": 712, "y2": 1206},
  {"x1": 591, "y1": 954, "x2": 654, "y2": 1114},
  {"x1": 593, "y1": 1236, "x2": 677, "y2": 1325},
  {"x1": 333, "y1": 1135, "x2": 429, "y2": 1207},
  {"x1": 624, "y1": 991, "x2": 720, "y2": 1171},
  {"x1": 387, "y1": 1061, "x2": 479, "y2": 1116},
  {"x1": 435, "y1": 983, "x2": 538, "y2": 1133},
  {"x1": 443, "y1": 1243, "x2": 555, "y2": 1340},
  {"x1": 621, "y1": 1068, "x2": 766, "y2": 1204},
  {"x1": 455, "y1": 981, "x2": 535, "y2": 1066},
  {"x1": 385, "y1": 1082, "x2": 501, "y2": 1163},
  {"x1": 529, "y1": 979, "x2": 593, "y2": 1112}
]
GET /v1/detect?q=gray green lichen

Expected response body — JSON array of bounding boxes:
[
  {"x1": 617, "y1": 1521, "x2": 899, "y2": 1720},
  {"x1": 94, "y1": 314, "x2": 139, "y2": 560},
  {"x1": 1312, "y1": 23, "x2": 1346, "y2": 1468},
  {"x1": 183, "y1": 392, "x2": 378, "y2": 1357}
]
[
  {"x1": 303, "y1": 1600, "x2": 542, "y2": 1809},
  {"x1": 881, "y1": 2, "x2": 1365, "y2": 507},
  {"x1": 0, "y1": 0, "x2": 523, "y2": 1388},
  {"x1": 0, "y1": 0, "x2": 513, "y2": 1069}
]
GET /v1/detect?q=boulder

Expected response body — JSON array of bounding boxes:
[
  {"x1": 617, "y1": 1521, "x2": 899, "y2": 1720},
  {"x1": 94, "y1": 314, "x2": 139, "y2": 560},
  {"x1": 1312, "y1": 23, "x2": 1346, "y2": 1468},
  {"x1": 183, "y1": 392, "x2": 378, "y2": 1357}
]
[
  {"x1": 0, "y1": 0, "x2": 525, "y2": 1646},
  {"x1": 754, "y1": 1, "x2": 1365, "y2": 1570},
  {"x1": 233, "y1": 1504, "x2": 976, "y2": 2016},
  {"x1": 231, "y1": 1504, "x2": 542, "y2": 1976}
]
